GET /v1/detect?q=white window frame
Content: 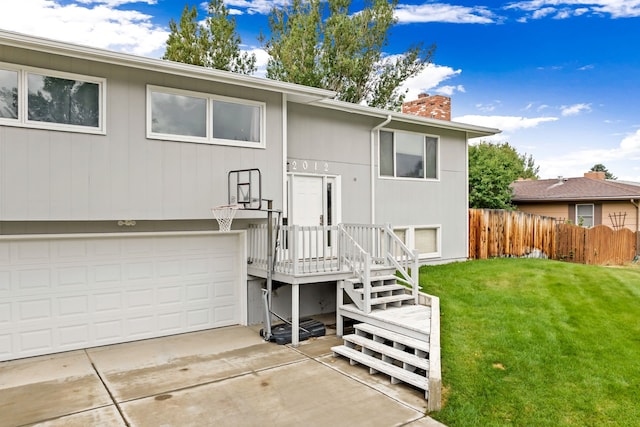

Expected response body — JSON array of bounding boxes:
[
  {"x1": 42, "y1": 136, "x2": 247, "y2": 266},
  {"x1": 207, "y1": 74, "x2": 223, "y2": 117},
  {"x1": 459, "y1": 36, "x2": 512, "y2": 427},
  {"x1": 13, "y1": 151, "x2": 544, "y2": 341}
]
[
  {"x1": 576, "y1": 204, "x2": 594, "y2": 228},
  {"x1": 146, "y1": 85, "x2": 266, "y2": 148},
  {"x1": 378, "y1": 129, "x2": 440, "y2": 181},
  {"x1": 0, "y1": 61, "x2": 106, "y2": 134},
  {"x1": 393, "y1": 225, "x2": 441, "y2": 259}
]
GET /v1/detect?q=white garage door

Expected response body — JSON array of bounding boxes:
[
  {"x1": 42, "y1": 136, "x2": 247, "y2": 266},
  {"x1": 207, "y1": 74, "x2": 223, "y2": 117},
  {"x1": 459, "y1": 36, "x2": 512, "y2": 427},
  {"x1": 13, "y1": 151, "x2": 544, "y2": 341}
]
[{"x1": 0, "y1": 231, "x2": 246, "y2": 361}]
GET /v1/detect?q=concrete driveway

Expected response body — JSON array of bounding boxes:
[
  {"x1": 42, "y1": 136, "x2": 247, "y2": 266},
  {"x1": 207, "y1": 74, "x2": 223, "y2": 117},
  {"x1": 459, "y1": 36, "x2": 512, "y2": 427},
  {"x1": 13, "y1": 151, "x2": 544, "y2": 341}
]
[{"x1": 0, "y1": 324, "x2": 444, "y2": 426}]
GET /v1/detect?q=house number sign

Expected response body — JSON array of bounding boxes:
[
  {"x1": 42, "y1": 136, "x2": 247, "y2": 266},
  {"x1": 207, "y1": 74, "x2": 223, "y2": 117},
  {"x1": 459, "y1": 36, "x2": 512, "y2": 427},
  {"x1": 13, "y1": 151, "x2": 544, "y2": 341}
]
[{"x1": 289, "y1": 160, "x2": 329, "y2": 173}]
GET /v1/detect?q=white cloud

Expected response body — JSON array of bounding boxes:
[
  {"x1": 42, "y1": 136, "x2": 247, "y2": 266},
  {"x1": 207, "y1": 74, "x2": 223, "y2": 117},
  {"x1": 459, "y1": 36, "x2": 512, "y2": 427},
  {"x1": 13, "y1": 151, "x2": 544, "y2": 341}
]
[
  {"x1": 532, "y1": 7, "x2": 556, "y2": 19},
  {"x1": 537, "y1": 131, "x2": 640, "y2": 179},
  {"x1": 225, "y1": 0, "x2": 288, "y2": 15},
  {"x1": 435, "y1": 85, "x2": 465, "y2": 96},
  {"x1": 0, "y1": 0, "x2": 169, "y2": 57},
  {"x1": 248, "y1": 47, "x2": 270, "y2": 78},
  {"x1": 453, "y1": 115, "x2": 558, "y2": 132},
  {"x1": 561, "y1": 103, "x2": 592, "y2": 116},
  {"x1": 76, "y1": 0, "x2": 156, "y2": 6},
  {"x1": 399, "y1": 63, "x2": 462, "y2": 101},
  {"x1": 506, "y1": 1, "x2": 640, "y2": 19},
  {"x1": 476, "y1": 101, "x2": 502, "y2": 112},
  {"x1": 395, "y1": 3, "x2": 496, "y2": 24}
]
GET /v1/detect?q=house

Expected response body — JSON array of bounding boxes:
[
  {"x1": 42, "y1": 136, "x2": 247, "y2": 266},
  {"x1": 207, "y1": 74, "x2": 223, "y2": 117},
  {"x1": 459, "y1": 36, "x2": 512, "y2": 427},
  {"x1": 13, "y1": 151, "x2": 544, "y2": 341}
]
[
  {"x1": 0, "y1": 30, "x2": 499, "y2": 402},
  {"x1": 512, "y1": 171, "x2": 640, "y2": 231}
]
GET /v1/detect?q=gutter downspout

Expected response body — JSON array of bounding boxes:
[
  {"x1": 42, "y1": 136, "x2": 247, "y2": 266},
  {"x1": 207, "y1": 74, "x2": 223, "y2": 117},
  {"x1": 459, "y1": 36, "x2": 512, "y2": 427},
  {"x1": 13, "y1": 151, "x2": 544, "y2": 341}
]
[
  {"x1": 465, "y1": 131, "x2": 470, "y2": 260},
  {"x1": 370, "y1": 115, "x2": 392, "y2": 224},
  {"x1": 631, "y1": 199, "x2": 640, "y2": 256}
]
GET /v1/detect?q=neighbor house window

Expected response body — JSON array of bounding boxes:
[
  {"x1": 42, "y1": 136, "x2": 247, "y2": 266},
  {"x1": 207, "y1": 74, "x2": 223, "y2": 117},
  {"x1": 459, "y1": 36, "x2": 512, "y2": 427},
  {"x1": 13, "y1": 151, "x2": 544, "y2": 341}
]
[
  {"x1": 576, "y1": 204, "x2": 594, "y2": 227},
  {"x1": 147, "y1": 85, "x2": 265, "y2": 148},
  {"x1": 379, "y1": 130, "x2": 438, "y2": 179},
  {"x1": 0, "y1": 62, "x2": 105, "y2": 134},
  {"x1": 394, "y1": 225, "x2": 441, "y2": 259}
]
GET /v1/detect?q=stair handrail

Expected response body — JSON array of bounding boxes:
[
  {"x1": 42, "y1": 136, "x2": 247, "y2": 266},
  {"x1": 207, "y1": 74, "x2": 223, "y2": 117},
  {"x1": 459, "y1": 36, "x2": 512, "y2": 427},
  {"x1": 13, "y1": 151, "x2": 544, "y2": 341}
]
[
  {"x1": 338, "y1": 224, "x2": 372, "y2": 313},
  {"x1": 382, "y1": 224, "x2": 420, "y2": 303}
]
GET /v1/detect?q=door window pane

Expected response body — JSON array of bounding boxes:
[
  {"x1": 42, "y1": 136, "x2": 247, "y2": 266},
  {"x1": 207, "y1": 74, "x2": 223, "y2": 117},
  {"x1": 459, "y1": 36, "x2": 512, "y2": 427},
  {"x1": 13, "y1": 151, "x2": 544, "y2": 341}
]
[
  {"x1": 0, "y1": 69, "x2": 18, "y2": 119},
  {"x1": 151, "y1": 91, "x2": 207, "y2": 137},
  {"x1": 27, "y1": 73, "x2": 99, "y2": 127}
]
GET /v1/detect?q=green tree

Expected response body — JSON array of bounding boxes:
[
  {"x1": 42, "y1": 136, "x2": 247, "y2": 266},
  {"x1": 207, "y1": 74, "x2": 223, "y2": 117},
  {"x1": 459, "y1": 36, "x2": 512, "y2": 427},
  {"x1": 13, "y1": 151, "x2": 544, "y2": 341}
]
[
  {"x1": 590, "y1": 163, "x2": 617, "y2": 180},
  {"x1": 163, "y1": 1, "x2": 256, "y2": 74},
  {"x1": 260, "y1": 0, "x2": 434, "y2": 109},
  {"x1": 469, "y1": 142, "x2": 539, "y2": 209}
]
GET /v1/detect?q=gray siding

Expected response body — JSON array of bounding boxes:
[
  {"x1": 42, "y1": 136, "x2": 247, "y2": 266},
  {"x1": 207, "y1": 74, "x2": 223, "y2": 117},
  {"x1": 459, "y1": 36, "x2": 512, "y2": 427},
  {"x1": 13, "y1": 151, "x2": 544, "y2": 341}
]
[
  {"x1": 287, "y1": 103, "x2": 470, "y2": 263},
  {"x1": 375, "y1": 127, "x2": 469, "y2": 262},
  {"x1": 0, "y1": 46, "x2": 283, "y2": 221},
  {"x1": 287, "y1": 103, "x2": 379, "y2": 223}
]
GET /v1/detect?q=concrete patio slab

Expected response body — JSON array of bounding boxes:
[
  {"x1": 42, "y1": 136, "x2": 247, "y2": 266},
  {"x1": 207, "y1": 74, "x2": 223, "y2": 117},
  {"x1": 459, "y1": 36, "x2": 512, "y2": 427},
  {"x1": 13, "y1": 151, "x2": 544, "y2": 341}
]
[
  {"x1": 0, "y1": 351, "x2": 112, "y2": 426},
  {"x1": 120, "y1": 358, "x2": 423, "y2": 427},
  {"x1": 30, "y1": 406, "x2": 126, "y2": 427},
  {"x1": 88, "y1": 327, "x2": 306, "y2": 402},
  {"x1": 1, "y1": 325, "x2": 444, "y2": 427}
]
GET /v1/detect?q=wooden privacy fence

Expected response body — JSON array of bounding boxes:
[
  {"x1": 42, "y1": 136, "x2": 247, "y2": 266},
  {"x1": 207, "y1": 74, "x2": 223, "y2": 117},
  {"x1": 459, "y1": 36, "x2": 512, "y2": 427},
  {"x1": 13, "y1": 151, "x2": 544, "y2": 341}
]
[{"x1": 469, "y1": 209, "x2": 638, "y2": 265}]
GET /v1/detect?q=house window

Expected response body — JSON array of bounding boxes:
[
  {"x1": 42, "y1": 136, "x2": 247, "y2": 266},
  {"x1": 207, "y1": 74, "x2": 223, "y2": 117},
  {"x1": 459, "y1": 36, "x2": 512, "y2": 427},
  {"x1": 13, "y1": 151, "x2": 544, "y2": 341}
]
[
  {"x1": 0, "y1": 63, "x2": 105, "y2": 134},
  {"x1": 576, "y1": 204, "x2": 594, "y2": 227},
  {"x1": 150, "y1": 90, "x2": 207, "y2": 138},
  {"x1": 394, "y1": 225, "x2": 441, "y2": 259},
  {"x1": 0, "y1": 68, "x2": 18, "y2": 119},
  {"x1": 212, "y1": 99, "x2": 261, "y2": 143},
  {"x1": 379, "y1": 130, "x2": 438, "y2": 179},
  {"x1": 147, "y1": 85, "x2": 265, "y2": 148},
  {"x1": 414, "y1": 227, "x2": 439, "y2": 255}
]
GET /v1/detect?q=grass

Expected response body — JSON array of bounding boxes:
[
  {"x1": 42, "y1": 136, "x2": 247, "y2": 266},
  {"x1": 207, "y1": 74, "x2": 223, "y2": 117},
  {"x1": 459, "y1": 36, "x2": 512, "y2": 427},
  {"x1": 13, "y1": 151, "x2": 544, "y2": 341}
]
[{"x1": 420, "y1": 258, "x2": 640, "y2": 427}]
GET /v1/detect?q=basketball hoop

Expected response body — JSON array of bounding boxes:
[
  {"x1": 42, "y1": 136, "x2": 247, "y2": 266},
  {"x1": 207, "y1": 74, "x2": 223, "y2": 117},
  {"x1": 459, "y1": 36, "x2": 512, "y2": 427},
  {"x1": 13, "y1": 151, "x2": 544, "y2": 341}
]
[{"x1": 212, "y1": 204, "x2": 239, "y2": 232}]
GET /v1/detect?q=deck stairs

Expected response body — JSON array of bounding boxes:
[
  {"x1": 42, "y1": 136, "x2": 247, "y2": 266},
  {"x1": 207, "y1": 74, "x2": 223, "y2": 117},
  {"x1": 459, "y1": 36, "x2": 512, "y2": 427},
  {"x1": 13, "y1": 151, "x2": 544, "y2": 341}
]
[
  {"x1": 333, "y1": 264, "x2": 436, "y2": 403},
  {"x1": 247, "y1": 222, "x2": 440, "y2": 409}
]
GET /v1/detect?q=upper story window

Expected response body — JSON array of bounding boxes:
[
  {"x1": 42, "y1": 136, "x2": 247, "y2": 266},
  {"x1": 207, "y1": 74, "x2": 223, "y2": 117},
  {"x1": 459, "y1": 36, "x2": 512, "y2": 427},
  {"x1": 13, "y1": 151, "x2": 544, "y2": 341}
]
[
  {"x1": 379, "y1": 130, "x2": 438, "y2": 179},
  {"x1": 147, "y1": 85, "x2": 265, "y2": 148},
  {"x1": 576, "y1": 204, "x2": 594, "y2": 227},
  {"x1": 0, "y1": 62, "x2": 106, "y2": 134}
]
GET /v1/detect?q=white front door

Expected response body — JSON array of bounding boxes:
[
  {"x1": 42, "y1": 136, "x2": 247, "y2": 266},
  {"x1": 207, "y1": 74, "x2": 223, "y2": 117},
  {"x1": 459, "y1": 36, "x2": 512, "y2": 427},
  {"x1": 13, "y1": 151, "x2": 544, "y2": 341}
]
[{"x1": 288, "y1": 174, "x2": 340, "y2": 258}]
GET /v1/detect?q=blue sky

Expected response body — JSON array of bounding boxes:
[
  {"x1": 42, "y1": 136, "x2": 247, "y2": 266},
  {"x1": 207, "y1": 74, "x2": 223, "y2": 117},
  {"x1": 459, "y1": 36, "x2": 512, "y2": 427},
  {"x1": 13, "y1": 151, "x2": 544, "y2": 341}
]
[{"x1": 2, "y1": 0, "x2": 640, "y2": 180}]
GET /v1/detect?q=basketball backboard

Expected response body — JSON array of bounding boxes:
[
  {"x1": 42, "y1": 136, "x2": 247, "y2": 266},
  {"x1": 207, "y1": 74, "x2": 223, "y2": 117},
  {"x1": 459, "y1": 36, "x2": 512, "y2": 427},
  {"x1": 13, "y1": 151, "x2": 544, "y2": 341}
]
[{"x1": 228, "y1": 168, "x2": 262, "y2": 210}]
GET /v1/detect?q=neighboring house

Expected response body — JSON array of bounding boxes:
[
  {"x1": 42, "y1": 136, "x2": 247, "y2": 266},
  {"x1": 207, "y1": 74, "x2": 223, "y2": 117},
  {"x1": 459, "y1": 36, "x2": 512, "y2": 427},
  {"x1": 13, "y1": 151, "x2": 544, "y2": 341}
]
[
  {"x1": 0, "y1": 29, "x2": 499, "y2": 364},
  {"x1": 512, "y1": 171, "x2": 640, "y2": 231}
]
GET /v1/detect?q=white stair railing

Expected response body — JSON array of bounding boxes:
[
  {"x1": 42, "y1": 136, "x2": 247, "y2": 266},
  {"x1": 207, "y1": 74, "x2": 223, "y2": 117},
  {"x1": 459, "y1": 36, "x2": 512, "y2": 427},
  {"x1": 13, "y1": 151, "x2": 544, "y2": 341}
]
[
  {"x1": 382, "y1": 224, "x2": 420, "y2": 303},
  {"x1": 248, "y1": 223, "x2": 419, "y2": 305},
  {"x1": 337, "y1": 224, "x2": 372, "y2": 313}
]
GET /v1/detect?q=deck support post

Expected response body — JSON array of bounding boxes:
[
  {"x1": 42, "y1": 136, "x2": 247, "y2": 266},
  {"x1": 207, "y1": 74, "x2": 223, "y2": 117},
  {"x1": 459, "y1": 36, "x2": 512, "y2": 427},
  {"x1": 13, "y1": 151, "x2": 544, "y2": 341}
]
[
  {"x1": 291, "y1": 283, "x2": 300, "y2": 347},
  {"x1": 336, "y1": 280, "x2": 344, "y2": 337}
]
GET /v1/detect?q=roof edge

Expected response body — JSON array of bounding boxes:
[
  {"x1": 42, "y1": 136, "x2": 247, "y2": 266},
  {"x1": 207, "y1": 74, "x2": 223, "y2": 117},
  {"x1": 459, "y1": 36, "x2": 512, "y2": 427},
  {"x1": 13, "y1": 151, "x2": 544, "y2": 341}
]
[
  {"x1": 0, "y1": 29, "x2": 337, "y2": 102},
  {"x1": 312, "y1": 98, "x2": 501, "y2": 138}
]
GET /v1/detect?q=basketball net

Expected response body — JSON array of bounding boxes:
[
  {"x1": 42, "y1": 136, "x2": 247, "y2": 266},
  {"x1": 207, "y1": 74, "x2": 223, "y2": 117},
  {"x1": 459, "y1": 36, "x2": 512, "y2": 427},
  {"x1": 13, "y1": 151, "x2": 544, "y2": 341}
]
[{"x1": 212, "y1": 204, "x2": 239, "y2": 232}]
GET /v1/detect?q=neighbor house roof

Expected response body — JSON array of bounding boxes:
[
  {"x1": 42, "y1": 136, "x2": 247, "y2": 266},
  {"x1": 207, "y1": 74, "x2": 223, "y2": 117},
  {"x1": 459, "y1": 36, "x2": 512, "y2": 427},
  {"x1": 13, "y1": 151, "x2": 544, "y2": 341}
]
[
  {"x1": 512, "y1": 172, "x2": 640, "y2": 202},
  {"x1": 0, "y1": 29, "x2": 500, "y2": 139}
]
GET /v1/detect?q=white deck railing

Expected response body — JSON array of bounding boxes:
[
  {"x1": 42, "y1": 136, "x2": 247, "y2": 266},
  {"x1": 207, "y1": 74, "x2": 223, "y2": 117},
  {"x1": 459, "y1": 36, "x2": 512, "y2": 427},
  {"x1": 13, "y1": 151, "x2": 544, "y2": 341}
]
[{"x1": 247, "y1": 223, "x2": 420, "y2": 302}]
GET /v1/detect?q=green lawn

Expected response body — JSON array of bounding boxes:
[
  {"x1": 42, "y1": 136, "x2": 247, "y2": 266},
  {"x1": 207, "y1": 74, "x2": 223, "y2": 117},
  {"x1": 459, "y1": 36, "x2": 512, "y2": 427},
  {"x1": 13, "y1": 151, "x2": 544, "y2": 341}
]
[{"x1": 420, "y1": 258, "x2": 640, "y2": 427}]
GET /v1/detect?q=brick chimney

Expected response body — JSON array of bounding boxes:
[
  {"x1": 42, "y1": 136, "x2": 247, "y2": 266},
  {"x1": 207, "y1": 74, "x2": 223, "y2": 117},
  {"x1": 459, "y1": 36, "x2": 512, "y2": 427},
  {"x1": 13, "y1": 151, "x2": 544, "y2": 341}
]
[
  {"x1": 402, "y1": 93, "x2": 451, "y2": 121},
  {"x1": 584, "y1": 171, "x2": 606, "y2": 180}
]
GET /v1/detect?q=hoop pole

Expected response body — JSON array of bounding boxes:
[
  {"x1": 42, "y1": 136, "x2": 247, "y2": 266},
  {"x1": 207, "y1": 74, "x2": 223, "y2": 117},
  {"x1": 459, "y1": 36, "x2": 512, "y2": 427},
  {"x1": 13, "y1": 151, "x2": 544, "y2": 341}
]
[{"x1": 263, "y1": 199, "x2": 274, "y2": 341}]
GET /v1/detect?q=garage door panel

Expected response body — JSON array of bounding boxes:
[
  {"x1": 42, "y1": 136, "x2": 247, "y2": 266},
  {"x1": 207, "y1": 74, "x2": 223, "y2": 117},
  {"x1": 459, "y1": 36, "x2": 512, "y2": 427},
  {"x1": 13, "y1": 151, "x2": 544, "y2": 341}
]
[{"x1": 0, "y1": 233, "x2": 243, "y2": 361}]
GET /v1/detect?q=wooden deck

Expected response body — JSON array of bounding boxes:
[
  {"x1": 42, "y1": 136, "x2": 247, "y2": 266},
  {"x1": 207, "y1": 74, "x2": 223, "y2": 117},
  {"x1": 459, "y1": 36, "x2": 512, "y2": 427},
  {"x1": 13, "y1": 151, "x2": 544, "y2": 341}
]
[{"x1": 339, "y1": 303, "x2": 431, "y2": 341}]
